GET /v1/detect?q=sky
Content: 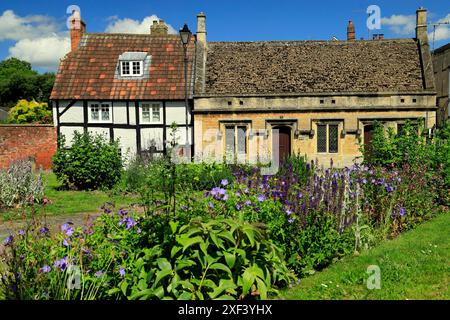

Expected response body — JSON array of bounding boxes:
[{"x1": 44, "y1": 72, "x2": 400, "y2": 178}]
[{"x1": 0, "y1": 0, "x2": 449, "y2": 73}]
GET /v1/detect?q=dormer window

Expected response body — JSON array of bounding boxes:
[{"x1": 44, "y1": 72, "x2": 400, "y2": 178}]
[
  {"x1": 120, "y1": 60, "x2": 143, "y2": 77},
  {"x1": 117, "y1": 52, "x2": 149, "y2": 79}
]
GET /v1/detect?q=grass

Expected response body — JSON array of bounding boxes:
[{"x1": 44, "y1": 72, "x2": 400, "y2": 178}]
[
  {"x1": 280, "y1": 211, "x2": 450, "y2": 300},
  {"x1": 0, "y1": 172, "x2": 139, "y2": 221}
]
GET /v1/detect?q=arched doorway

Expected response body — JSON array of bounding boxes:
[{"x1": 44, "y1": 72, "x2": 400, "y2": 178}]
[{"x1": 273, "y1": 126, "x2": 291, "y2": 165}]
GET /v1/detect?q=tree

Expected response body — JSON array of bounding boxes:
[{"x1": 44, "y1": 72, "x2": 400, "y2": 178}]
[{"x1": 0, "y1": 58, "x2": 55, "y2": 111}]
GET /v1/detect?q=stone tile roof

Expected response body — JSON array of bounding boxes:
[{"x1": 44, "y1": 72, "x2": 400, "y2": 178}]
[
  {"x1": 51, "y1": 33, "x2": 195, "y2": 100},
  {"x1": 201, "y1": 39, "x2": 426, "y2": 96}
]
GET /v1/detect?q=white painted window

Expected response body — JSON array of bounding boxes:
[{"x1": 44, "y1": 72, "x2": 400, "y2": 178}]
[
  {"x1": 140, "y1": 102, "x2": 162, "y2": 123},
  {"x1": 225, "y1": 124, "x2": 247, "y2": 161},
  {"x1": 90, "y1": 102, "x2": 111, "y2": 122},
  {"x1": 120, "y1": 61, "x2": 143, "y2": 77}
]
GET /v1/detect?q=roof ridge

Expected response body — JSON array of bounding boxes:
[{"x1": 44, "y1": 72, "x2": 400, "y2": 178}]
[{"x1": 208, "y1": 38, "x2": 416, "y2": 44}]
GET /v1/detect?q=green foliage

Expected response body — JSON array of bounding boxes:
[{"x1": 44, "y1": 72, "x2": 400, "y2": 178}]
[
  {"x1": 52, "y1": 131, "x2": 123, "y2": 190},
  {"x1": 0, "y1": 58, "x2": 55, "y2": 110},
  {"x1": 115, "y1": 216, "x2": 296, "y2": 300},
  {"x1": 0, "y1": 159, "x2": 47, "y2": 208},
  {"x1": 175, "y1": 163, "x2": 235, "y2": 192},
  {"x1": 7, "y1": 99, "x2": 52, "y2": 124}
]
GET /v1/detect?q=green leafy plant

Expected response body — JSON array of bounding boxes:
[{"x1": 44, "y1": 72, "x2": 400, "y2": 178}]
[{"x1": 52, "y1": 131, "x2": 123, "y2": 190}]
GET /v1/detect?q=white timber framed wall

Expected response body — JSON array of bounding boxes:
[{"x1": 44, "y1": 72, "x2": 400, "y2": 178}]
[{"x1": 52, "y1": 99, "x2": 193, "y2": 163}]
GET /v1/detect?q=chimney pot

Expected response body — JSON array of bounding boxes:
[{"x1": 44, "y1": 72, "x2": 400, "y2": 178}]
[
  {"x1": 415, "y1": 7, "x2": 428, "y2": 44},
  {"x1": 378, "y1": 34, "x2": 384, "y2": 40},
  {"x1": 150, "y1": 19, "x2": 168, "y2": 36},
  {"x1": 347, "y1": 20, "x2": 355, "y2": 41},
  {"x1": 197, "y1": 12, "x2": 206, "y2": 44},
  {"x1": 70, "y1": 9, "x2": 86, "y2": 51},
  {"x1": 373, "y1": 34, "x2": 378, "y2": 40}
]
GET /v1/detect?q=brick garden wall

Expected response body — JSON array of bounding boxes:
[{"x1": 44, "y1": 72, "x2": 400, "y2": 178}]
[{"x1": 0, "y1": 124, "x2": 57, "y2": 170}]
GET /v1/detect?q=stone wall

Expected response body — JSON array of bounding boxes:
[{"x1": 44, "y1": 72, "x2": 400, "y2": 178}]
[{"x1": 0, "y1": 124, "x2": 57, "y2": 170}]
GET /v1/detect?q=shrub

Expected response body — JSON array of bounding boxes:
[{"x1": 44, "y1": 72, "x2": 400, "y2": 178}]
[
  {"x1": 52, "y1": 131, "x2": 123, "y2": 190},
  {"x1": 0, "y1": 159, "x2": 46, "y2": 208},
  {"x1": 7, "y1": 99, "x2": 52, "y2": 124}
]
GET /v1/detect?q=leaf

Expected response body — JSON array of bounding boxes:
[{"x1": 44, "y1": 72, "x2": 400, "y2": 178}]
[
  {"x1": 178, "y1": 291, "x2": 193, "y2": 300},
  {"x1": 157, "y1": 258, "x2": 172, "y2": 272},
  {"x1": 209, "y1": 279, "x2": 238, "y2": 299},
  {"x1": 153, "y1": 286, "x2": 165, "y2": 299},
  {"x1": 153, "y1": 268, "x2": 172, "y2": 288},
  {"x1": 242, "y1": 268, "x2": 255, "y2": 296},
  {"x1": 215, "y1": 294, "x2": 235, "y2": 300},
  {"x1": 171, "y1": 246, "x2": 182, "y2": 258},
  {"x1": 201, "y1": 279, "x2": 218, "y2": 290},
  {"x1": 255, "y1": 277, "x2": 268, "y2": 300},
  {"x1": 224, "y1": 251, "x2": 236, "y2": 269},
  {"x1": 169, "y1": 220, "x2": 179, "y2": 234},
  {"x1": 120, "y1": 281, "x2": 128, "y2": 296},
  {"x1": 177, "y1": 235, "x2": 203, "y2": 252},
  {"x1": 129, "y1": 288, "x2": 154, "y2": 300},
  {"x1": 137, "y1": 279, "x2": 148, "y2": 291},
  {"x1": 195, "y1": 290, "x2": 204, "y2": 300},
  {"x1": 217, "y1": 231, "x2": 236, "y2": 245},
  {"x1": 209, "y1": 263, "x2": 232, "y2": 277},
  {"x1": 176, "y1": 258, "x2": 196, "y2": 270},
  {"x1": 242, "y1": 226, "x2": 256, "y2": 247}
]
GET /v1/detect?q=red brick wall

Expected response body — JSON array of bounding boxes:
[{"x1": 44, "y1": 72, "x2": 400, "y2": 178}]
[{"x1": 0, "y1": 125, "x2": 57, "y2": 170}]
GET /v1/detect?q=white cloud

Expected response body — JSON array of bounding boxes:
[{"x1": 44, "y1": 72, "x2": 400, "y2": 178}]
[
  {"x1": 105, "y1": 14, "x2": 177, "y2": 35},
  {"x1": 0, "y1": 9, "x2": 59, "y2": 41},
  {"x1": 428, "y1": 13, "x2": 450, "y2": 42},
  {"x1": 0, "y1": 10, "x2": 70, "y2": 70},
  {"x1": 381, "y1": 14, "x2": 416, "y2": 35},
  {"x1": 8, "y1": 35, "x2": 70, "y2": 70}
]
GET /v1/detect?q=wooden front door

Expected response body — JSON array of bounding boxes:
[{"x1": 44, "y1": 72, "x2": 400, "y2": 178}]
[
  {"x1": 364, "y1": 124, "x2": 374, "y2": 158},
  {"x1": 277, "y1": 126, "x2": 291, "y2": 164}
]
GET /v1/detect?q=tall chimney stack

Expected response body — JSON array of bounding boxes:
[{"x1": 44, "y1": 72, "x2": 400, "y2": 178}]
[
  {"x1": 347, "y1": 20, "x2": 355, "y2": 41},
  {"x1": 197, "y1": 12, "x2": 206, "y2": 44},
  {"x1": 415, "y1": 7, "x2": 428, "y2": 44},
  {"x1": 70, "y1": 9, "x2": 86, "y2": 51}
]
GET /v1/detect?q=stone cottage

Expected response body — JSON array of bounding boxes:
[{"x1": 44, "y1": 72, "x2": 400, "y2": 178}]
[{"x1": 193, "y1": 8, "x2": 437, "y2": 167}]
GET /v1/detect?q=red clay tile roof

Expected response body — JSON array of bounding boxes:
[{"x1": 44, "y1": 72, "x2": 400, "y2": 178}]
[
  {"x1": 51, "y1": 33, "x2": 195, "y2": 100},
  {"x1": 201, "y1": 39, "x2": 426, "y2": 96}
]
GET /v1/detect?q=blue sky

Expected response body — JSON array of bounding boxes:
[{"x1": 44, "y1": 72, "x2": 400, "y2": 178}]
[{"x1": 0, "y1": 0, "x2": 449, "y2": 72}]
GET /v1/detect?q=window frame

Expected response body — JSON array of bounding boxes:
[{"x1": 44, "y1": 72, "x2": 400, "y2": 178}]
[
  {"x1": 120, "y1": 60, "x2": 144, "y2": 77},
  {"x1": 89, "y1": 102, "x2": 112, "y2": 123},
  {"x1": 223, "y1": 123, "x2": 249, "y2": 161},
  {"x1": 316, "y1": 122, "x2": 340, "y2": 154},
  {"x1": 139, "y1": 102, "x2": 162, "y2": 124}
]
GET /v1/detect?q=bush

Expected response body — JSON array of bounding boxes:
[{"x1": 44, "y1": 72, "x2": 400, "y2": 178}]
[
  {"x1": 7, "y1": 99, "x2": 52, "y2": 124},
  {"x1": 0, "y1": 159, "x2": 46, "y2": 208},
  {"x1": 52, "y1": 131, "x2": 123, "y2": 190}
]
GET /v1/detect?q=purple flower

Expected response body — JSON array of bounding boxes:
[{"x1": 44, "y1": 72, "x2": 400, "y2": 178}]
[
  {"x1": 257, "y1": 194, "x2": 265, "y2": 202},
  {"x1": 245, "y1": 200, "x2": 252, "y2": 206},
  {"x1": 399, "y1": 207, "x2": 405, "y2": 216},
  {"x1": 18, "y1": 229, "x2": 24, "y2": 236},
  {"x1": 397, "y1": 177, "x2": 402, "y2": 182},
  {"x1": 209, "y1": 201, "x2": 214, "y2": 209},
  {"x1": 285, "y1": 209, "x2": 293, "y2": 216},
  {"x1": 136, "y1": 228, "x2": 142, "y2": 234},
  {"x1": 39, "y1": 226, "x2": 49, "y2": 235},
  {"x1": 297, "y1": 192, "x2": 303, "y2": 199},
  {"x1": 119, "y1": 268, "x2": 126, "y2": 277},
  {"x1": 54, "y1": 257, "x2": 69, "y2": 271},
  {"x1": 40, "y1": 266, "x2": 51, "y2": 273},
  {"x1": 385, "y1": 184, "x2": 394, "y2": 193},
  {"x1": 243, "y1": 188, "x2": 249, "y2": 194},
  {"x1": 362, "y1": 179, "x2": 367, "y2": 184},
  {"x1": 61, "y1": 223, "x2": 74, "y2": 237},
  {"x1": 288, "y1": 218, "x2": 294, "y2": 224},
  {"x1": 62, "y1": 238, "x2": 69, "y2": 247},
  {"x1": 222, "y1": 194, "x2": 229, "y2": 201},
  {"x1": 236, "y1": 202, "x2": 243, "y2": 211},
  {"x1": 119, "y1": 208, "x2": 128, "y2": 216},
  {"x1": 119, "y1": 217, "x2": 136, "y2": 230},
  {"x1": 235, "y1": 191, "x2": 241, "y2": 197},
  {"x1": 3, "y1": 235, "x2": 13, "y2": 246},
  {"x1": 221, "y1": 179, "x2": 229, "y2": 186},
  {"x1": 95, "y1": 270, "x2": 104, "y2": 278},
  {"x1": 181, "y1": 205, "x2": 187, "y2": 211}
]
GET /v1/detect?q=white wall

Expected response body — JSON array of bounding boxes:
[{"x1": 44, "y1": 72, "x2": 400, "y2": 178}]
[
  {"x1": 60, "y1": 126, "x2": 83, "y2": 147},
  {"x1": 141, "y1": 128, "x2": 164, "y2": 151},
  {"x1": 59, "y1": 100, "x2": 84, "y2": 123},
  {"x1": 114, "y1": 128, "x2": 137, "y2": 163},
  {"x1": 88, "y1": 127, "x2": 110, "y2": 140},
  {"x1": 113, "y1": 101, "x2": 128, "y2": 124},
  {"x1": 166, "y1": 101, "x2": 190, "y2": 125}
]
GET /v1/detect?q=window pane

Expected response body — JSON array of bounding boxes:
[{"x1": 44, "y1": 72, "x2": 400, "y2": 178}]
[
  {"x1": 132, "y1": 61, "x2": 141, "y2": 75},
  {"x1": 328, "y1": 124, "x2": 338, "y2": 153},
  {"x1": 317, "y1": 124, "x2": 327, "y2": 152},
  {"x1": 225, "y1": 126, "x2": 235, "y2": 157},
  {"x1": 152, "y1": 104, "x2": 160, "y2": 122},
  {"x1": 237, "y1": 126, "x2": 246, "y2": 154},
  {"x1": 142, "y1": 105, "x2": 150, "y2": 122},
  {"x1": 91, "y1": 104, "x2": 99, "y2": 120},
  {"x1": 121, "y1": 62, "x2": 130, "y2": 75},
  {"x1": 101, "y1": 105, "x2": 110, "y2": 121}
]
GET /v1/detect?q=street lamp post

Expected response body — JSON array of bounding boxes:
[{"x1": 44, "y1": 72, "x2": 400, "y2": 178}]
[{"x1": 179, "y1": 23, "x2": 192, "y2": 160}]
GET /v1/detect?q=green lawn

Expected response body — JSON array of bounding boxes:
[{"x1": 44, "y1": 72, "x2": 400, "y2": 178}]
[
  {"x1": 0, "y1": 172, "x2": 138, "y2": 221},
  {"x1": 280, "y1": 211, "x2": 450, "y2": 300}
]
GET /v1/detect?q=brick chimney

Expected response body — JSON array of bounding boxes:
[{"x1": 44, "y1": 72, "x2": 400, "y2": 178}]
[
  {"x1": 347, "y1": 20, "x2": 355, "y2": 41},
  {"x1": 150, "y1": 20, "x2": 168, "y2": 36},
  {"x1": 70, "y1": 9, "x2": 86, "y2": 51},
  {"x1": 415, "y1": 7, "x2": 428, "y2": 44},
  {"x1": 372, "y1": 34, "x2": 378, "y2": 40},
  {"x1": 378, "y1": 34, "x2": 384, "y2": 40}
]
